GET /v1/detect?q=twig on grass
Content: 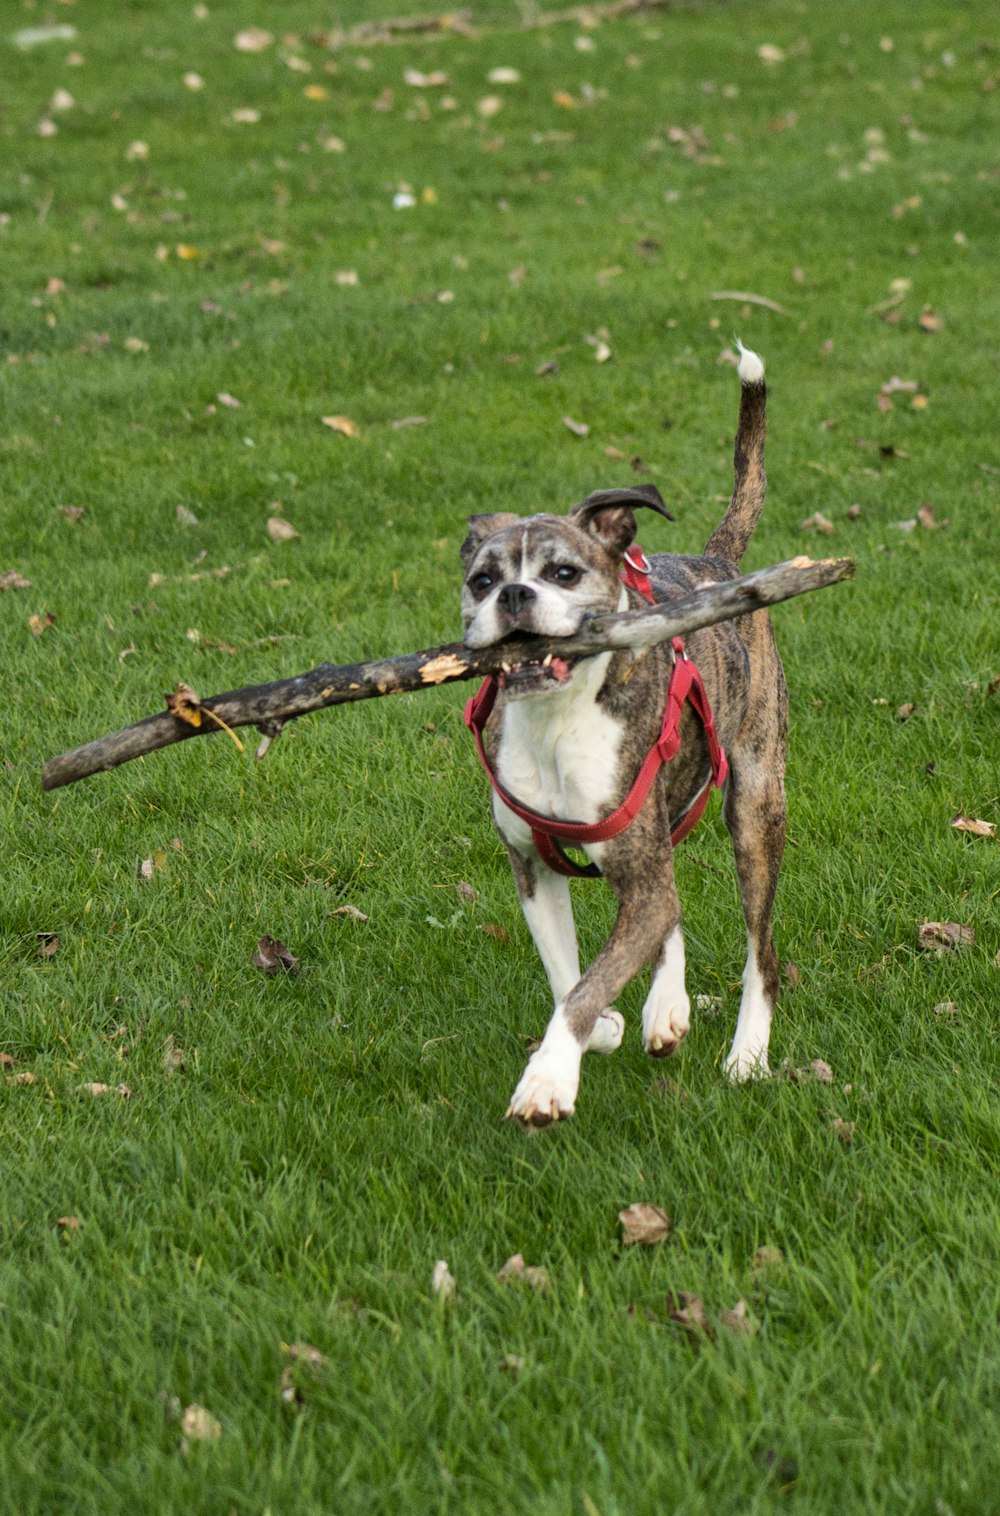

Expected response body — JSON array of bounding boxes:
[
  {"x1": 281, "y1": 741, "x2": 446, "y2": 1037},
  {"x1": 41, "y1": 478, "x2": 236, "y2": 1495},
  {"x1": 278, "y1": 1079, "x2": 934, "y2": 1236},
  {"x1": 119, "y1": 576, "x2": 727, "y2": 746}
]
[
  {"x1": 41, "y1": 555, "x2": 853, "y2": 792},
  {"x1": 709, "y1": 290, "x2": 791, "y2": 316}
]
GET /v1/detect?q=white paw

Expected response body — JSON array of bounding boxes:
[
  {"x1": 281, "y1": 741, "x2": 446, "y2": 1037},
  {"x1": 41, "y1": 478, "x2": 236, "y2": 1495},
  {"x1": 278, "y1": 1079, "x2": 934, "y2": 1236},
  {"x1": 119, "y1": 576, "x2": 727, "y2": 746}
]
[
  {"x1": 506, "y1": 1037, "x2": 581, "y2": 1128},
  {"x1": 585, "y1": 1009, "x2": 624, "y2": 1055},
  {"x1": 724, "y1": 1041, "x2": 770, "y2": 1082},
  {"x1": 643, "y1": 998, "x2": 691, "y2": 1058}
]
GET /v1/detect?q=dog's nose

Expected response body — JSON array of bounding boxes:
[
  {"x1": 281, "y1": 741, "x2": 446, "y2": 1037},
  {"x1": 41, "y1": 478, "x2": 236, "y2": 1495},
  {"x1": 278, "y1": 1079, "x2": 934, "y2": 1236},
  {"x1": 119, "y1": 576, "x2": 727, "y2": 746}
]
[{"x1": 497, "y1": 583, "x2": 537, "y2": 615}]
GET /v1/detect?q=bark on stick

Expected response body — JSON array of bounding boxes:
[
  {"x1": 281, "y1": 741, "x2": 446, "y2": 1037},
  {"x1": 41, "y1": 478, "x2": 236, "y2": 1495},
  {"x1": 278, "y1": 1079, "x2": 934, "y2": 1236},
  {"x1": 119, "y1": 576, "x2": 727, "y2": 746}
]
[{"x1": 42, "y1": 554, "x2": 852, "y2": 792}]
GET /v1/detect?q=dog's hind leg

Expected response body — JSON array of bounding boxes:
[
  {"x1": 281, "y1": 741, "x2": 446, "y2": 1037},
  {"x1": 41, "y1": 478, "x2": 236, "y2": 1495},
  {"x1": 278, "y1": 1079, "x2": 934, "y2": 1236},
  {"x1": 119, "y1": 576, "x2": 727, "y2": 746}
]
[
  {"x1": 507, "y1": 847, "x2": 624, "y2": 1057},
  {"x1": 721, "y1": 744, "x2": 786, "y2": 1080}
]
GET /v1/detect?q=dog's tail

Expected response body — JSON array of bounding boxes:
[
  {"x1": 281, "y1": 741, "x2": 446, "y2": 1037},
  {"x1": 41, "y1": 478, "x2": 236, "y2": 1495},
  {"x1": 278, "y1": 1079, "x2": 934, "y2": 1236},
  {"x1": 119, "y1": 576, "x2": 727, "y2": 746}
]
[{"x1": 703, "y1": 342, "x2": 767, "y2": 566}]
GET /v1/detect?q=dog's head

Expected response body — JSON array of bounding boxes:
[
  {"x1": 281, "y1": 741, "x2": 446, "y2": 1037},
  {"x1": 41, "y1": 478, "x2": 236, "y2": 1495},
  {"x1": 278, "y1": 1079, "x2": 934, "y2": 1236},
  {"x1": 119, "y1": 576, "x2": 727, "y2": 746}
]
[{"x1": 460, "y1": 484, "x2": 673, "y2": 696}]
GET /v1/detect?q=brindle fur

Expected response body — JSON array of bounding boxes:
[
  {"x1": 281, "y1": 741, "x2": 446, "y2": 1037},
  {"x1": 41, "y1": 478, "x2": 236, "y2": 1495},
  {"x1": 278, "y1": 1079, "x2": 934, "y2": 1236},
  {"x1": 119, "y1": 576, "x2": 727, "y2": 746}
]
[{"x1": 462, "y1": 354, "x2": 786, "y2": 1125}]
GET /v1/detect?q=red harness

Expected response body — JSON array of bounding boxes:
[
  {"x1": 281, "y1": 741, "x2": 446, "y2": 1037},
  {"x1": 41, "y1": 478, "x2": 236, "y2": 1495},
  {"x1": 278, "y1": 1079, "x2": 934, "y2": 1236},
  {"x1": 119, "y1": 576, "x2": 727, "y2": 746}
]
[{"x1": 463, "y1": 546, "x2": 729, "y2": 878}]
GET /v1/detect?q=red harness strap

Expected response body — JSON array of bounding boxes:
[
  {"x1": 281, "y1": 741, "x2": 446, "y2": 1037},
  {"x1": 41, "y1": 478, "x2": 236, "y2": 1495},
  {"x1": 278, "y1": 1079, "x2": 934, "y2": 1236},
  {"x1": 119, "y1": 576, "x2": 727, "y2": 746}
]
[{"x1": 462, "y1": 546, "x2": 729, "y2": 879}]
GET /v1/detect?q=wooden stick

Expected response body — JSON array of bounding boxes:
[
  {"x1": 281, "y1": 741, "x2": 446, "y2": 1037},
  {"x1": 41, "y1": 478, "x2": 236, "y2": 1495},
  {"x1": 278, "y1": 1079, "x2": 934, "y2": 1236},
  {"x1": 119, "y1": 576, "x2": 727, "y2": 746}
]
[{"x1": 41, "y1": 555, "x2": 852, "y2": 792}]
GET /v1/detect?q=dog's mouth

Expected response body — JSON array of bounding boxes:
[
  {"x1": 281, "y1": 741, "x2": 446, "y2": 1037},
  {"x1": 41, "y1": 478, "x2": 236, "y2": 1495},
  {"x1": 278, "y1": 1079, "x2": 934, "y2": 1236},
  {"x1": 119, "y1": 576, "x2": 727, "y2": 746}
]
[{"x1": 496, "y1": 652, "x2": 577, "y2": 694}]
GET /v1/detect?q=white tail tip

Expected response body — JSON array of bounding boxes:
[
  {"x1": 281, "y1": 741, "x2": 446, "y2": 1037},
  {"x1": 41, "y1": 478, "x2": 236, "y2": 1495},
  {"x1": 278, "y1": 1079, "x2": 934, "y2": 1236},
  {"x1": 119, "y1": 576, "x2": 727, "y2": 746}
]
[{"x1": 736, "y1": 340, "x2": 765, "y2": 385}]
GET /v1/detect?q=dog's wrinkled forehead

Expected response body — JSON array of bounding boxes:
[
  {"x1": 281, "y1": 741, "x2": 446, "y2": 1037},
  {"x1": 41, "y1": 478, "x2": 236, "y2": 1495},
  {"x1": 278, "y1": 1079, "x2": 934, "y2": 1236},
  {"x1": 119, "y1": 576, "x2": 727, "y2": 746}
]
[{"x1": 461, "y1": 513, "x2": 610, "y2": 580}]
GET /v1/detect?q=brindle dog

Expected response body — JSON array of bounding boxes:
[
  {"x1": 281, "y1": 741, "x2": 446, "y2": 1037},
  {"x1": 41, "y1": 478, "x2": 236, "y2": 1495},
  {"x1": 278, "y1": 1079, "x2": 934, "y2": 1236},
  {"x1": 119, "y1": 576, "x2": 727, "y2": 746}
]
[{"x1": 461, "y1": 346, "x2": 786, "y2": 1127}]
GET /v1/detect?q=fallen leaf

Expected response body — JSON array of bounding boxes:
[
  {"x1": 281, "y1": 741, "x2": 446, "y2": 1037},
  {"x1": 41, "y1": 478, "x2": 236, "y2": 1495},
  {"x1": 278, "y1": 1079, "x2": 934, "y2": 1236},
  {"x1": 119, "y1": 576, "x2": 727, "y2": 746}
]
[
  {"x1": 562, "y1": 416, "x2": 591, "y2": 438},
  {"x1": 404, "y1": 68, "x2": 448, "y2": 87},
  {"x1": 123, "y1": 336, "x2": 149, "y2": 353},
  {"x1": 618, "y1": 1202, "x2": 673, "y2": 1247},
  {"x1": 216, "y1": 391, "x2": 241, "y2": 409},
  {"x1": 184, "y1": 72, "x2": 204, "y2": 91},
  {"x1": 231, "y1": 108, "x2": 261, "y2": 124},
  {"x1": 37, "y1": 933, "x2": 60, "y2": 959},
  {"x1": 1, "y1": 570, "x2": 32, "y2": 591},
  {"x1": 694, "y1": 992, "x2": 722, "y2": 1018},
  {"x1": 497, "y1": 1253, "x2": 550, "y2": 1292},
  {"x1": 162, "y1": 1036, "x2": 185, "y2": 1073},
  {"x1": 751, "y1": 1244, "x2": 784, "y2": 1273},
  {"x1": 718, "y1": 1299, "x2": 755, "y2": 1337},
  {"x1": 252, "y1": 936, "x2": 300, "y2": 974},
  {"x1": 329, "y1": 904, "x2": 369, "y2": 922},
  {"x1": 321, "y1": 414, "x2": 361, "y2": 437},
  {"x1": 666, "y1": 1291, "x2": 712, "y2": 1340},
  {"x1": 895, "y1": 702, "x2": 916, "y2": 720},
  {"x1": 810, "y1": 1059, "x2": 834, "y2": 1084},
  {"x1": 60, "y1": 505, "x2": 85, "y2": 524},
  {"x1": 933, "y1": 1000, "x2": 959, "y2": 1017},
  {"x1": 234, "y1": 27, "x2": 272, "y2": 52},
  {"x1": 654, "y1": 1077, "x2": 691, "y2": 1104},
  {"x1": 918, "y1": 921, "x2": 974, "y2": 954},
  {"x1": 56, "y1": 1216, "x2": 81, "y2": 1231},
  {"x1": 431, "y1": 1259, "x2": 456, "y2": 1300},
  {"x1": 165, "y1": 682, "x2": 204, "y2": 728},
  {"x1": 800, "y1": 512, "x2": 834, "y2": 534},
  {"x1": 951, "y1": 815, "x2": 995, "y2": 839},
  {"x1": 488, "y1": 68, "x2": 521, "y2": 85},
  {"x1": 499, "y1": 1353, "x2": 526, "y2": 1373},
  {"x1": 829, "y1": 1116, "x2": 855, "y2": 1145},
  {"x1": 455, "y1": 881, "x2": 478, "y2": 905},
  {"x1": 175, "y1": 505, "x2": 198, "y2": 527},
  {"x1": 279, "y1": 1341, "x2": 327, "y2": 1405},
  {"x1": 6, "y1": 1071, "x2": 37, "y2": 1086},
  {"x1": 478, "y1": 923, "x2": 509, "y2": 943},
  {"x1": 916, "y1": 504, "x2": 938, "y2": 528},
  {"x1": 783, "y1": 962, "x2": 800, "y2": 988},
  {"x1": 757, "y1": 43, "x2": 786, "y2": 64},
  {"x1": 181, "y1": 1404, "x2": 222, "y2": 1442},
  {"x1": 0, "y1": 1053, "x2": 18, "y2": 1068},
  {"x1": 78, "y1": 1082, "x2": 132, "y2": 1098},
  {"x1": 28, "y1": 612, "x2": 55, "y2": 636},
  {"x1": 918, "y1": 308, "x2": 944, "y2": 333},
  {"x1": 267, "y1": 517, "x2": 299, "y2": 544}
]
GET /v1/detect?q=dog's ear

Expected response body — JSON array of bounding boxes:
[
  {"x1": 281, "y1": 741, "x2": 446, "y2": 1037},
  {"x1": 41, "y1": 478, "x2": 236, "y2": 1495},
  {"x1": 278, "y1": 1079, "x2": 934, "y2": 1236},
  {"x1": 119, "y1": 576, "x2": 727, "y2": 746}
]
[
  {"x1": 569, "y1": 484, "x2": 675, "y2": 558},
  {"x1": 460, "y1": 512, "x2": 520, "y2": 569}
]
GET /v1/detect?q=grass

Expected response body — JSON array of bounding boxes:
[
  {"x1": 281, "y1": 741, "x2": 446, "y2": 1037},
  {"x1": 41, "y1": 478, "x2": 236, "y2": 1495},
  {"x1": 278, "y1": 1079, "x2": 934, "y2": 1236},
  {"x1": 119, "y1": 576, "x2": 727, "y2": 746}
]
[{"x1": 2, "y1": 0, "x2": 999, "y2": 1511}]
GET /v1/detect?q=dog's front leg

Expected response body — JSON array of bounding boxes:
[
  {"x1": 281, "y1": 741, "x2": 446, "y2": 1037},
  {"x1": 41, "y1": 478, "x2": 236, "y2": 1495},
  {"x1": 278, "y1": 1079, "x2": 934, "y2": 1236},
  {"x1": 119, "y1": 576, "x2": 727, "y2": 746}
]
[
  {"x1": 506, "y1": 846, "x2": 625, "y2": 1057},
  {"x1": 506, "y1": 876, "x2": 672, "y2": 1128}
]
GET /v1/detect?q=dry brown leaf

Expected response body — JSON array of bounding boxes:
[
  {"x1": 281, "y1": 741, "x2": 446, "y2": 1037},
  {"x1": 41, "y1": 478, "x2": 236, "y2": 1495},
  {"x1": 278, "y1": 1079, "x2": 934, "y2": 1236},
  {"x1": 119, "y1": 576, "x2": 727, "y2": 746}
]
[
  {"x1": 321, "y1": 414, "x2": 361, "y2": 437},
  {"x1": 2, "y1": 569, "x2": 33, "y2": 590},
  {"x1": 279, "y1": 1340, "x2": 327, "y2": 1404},
  {"x1": 56, "y1": 1216, "x2": 81, "y2": 1231},
  {"x1": 252, "y1": 936, "x2": 300, "y2": 975},
  {"x1": 181, "y1": 1404, "x2": 222, "y2": 1442},
  {"x1": 37, "y1": 933, "x2": 60, "y2": 958},
  {"x1": 918, "y1": 921, "x2": 975, "y2": 954},
  {"x1": 162, "y1": 1036, "x2": 185, "y2": 1073},
  {"x1": 78, "y1": 1082, "x2": 131, "y2": 1098},
  {"x1": 896, "y1": 702, "x2": 916, "y2": 720},
  {"x1": 810, "y1": 1059, "x2": 834, "y2": 1084},
  {"x1": 619, "y1": 1202, "x2": 673, "y2": 1247},
  {"x1": 918, "y1": 308, "x2": 944, "y2": 333},
  {"x1": 718, "y1": 1299, "x2": 755, "y2": 1337},
  {"x1": 562, "y1": 416, "x2": 590, "y2": 437},
  {"x1": 165, "y1": 682, "x2": 203, "y2": 728},
  {"x1": 217, "y1": 391, "x2": 242, "y2": 409},
  {"x1": 499, "y1": 1353, "x2": 526, "y2": 1373},
  {"x1": 267, "y1": 516, "x2": 299, "y2": 544},
  {"x1": 829, "y1": 1116, "x2": 855, "y2": 1145},
  {"x1": 951, "y1": 815, "x2": 995, "y2": 839},
  {"x1": 6, "y1": 1070, "x2": 37, "y2": 1086},
  {"x1": 431, "y1": 1259, "x2": 456, "y2": 1300},
  {"x1": 667, "y1": 1291, "x2": 713, "y2": 1340},
  {"x1": 0, "y1": 1052, "x2": 18, "y2": 1068},
  {"x1": 497, "y1": 1253, "x2": 551, "y2": 1292},
  {"x1": 800, "y1": 512, "x2": 834, "y2": 535},
  {"x1": 478, "y1": 923, "x2": 509, "y2": 943},
  {"x1": 751, "y1": 1244, "x2": 784, "y2": 1273},
  {"x1": 916, "y1": 504, "x2": 939, "y2": 528},
  {"x1": 933, "y1": 1000, "x2": 959, "y2": 1017},
  {"x1": 329, "y1": 904, "x2": 369, "y2": 922},
  {"x1": 455, "y1": 881, "x2": 478, "y2": 904},
  {"x1": 28, "y1": 612, "x2": 55, "y2": 636}
]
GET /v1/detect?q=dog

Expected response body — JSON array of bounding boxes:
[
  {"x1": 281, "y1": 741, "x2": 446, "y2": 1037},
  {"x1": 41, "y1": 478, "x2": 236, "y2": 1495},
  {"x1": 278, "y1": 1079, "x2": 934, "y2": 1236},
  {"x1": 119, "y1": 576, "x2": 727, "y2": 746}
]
[{"x1": 460, "y1": 345, "x2": 787, "y2": 1127}]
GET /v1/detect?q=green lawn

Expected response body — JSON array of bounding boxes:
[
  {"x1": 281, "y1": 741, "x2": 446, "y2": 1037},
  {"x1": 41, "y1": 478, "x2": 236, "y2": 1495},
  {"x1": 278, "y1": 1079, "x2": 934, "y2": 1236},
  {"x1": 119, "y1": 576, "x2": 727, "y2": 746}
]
[{"x1": 2, "y1": 1, "x2": 998, "y2": 1512}]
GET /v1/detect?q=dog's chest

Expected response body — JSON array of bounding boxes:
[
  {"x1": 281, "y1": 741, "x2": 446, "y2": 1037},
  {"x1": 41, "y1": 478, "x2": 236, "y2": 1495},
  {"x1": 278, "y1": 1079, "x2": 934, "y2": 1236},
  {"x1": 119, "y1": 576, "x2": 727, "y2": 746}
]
[{"x1": 491, "y1": 667, "x2": 624, "y2": 841}]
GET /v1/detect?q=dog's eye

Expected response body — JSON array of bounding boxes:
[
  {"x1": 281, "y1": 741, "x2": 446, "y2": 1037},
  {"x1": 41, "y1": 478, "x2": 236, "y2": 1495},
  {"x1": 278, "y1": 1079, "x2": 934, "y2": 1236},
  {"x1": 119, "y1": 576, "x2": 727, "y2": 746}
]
[
  {"x1": 469, "y1": 571, "x2": 494, "y2": 595},
  {"x1": 547, "y1": 563, "x2": 582, "y2": 586}
]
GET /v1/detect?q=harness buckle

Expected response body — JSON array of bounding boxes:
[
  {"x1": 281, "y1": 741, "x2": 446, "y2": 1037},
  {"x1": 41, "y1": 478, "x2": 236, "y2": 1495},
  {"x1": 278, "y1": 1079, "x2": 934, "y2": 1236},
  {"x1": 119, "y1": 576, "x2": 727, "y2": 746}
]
[{"x1": 622, "y1": 546, "x2": 651, "y2": 574}]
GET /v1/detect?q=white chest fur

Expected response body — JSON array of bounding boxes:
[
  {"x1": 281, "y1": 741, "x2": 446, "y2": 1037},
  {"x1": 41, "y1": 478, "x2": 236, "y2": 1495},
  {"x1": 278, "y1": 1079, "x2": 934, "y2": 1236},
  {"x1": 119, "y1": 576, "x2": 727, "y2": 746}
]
[{"x1": 491, "y1": 652, "x2": 624, "y2": 857}]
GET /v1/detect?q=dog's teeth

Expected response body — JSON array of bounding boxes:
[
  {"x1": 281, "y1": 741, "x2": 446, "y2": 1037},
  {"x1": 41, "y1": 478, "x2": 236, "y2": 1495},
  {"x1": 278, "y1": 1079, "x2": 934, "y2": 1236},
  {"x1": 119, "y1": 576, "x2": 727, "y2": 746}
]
[
  {"x1": 501, "y1": 661, "x2": 512, "y2": 673},
  {"x1": 542, "y1": 654, "x2": 553, "y2": 667}
]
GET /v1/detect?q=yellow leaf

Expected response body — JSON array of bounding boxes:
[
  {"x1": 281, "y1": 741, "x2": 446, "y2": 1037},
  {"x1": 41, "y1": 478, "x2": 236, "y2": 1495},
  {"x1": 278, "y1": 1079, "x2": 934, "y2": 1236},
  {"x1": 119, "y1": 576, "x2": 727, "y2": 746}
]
[
  {"x1": 321, "y1": 415, "x2": 361, "y2": 437},
  {"x1": 304, "y1": 84, "x2": 328, "y2": 100}
]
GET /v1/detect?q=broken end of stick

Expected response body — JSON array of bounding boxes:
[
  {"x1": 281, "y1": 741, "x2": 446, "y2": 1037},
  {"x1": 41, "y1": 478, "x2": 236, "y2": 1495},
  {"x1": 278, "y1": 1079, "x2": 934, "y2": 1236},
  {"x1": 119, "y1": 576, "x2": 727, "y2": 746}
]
[{"x1": 787, "y1": 554, "x2": 855, "y2": 579}]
